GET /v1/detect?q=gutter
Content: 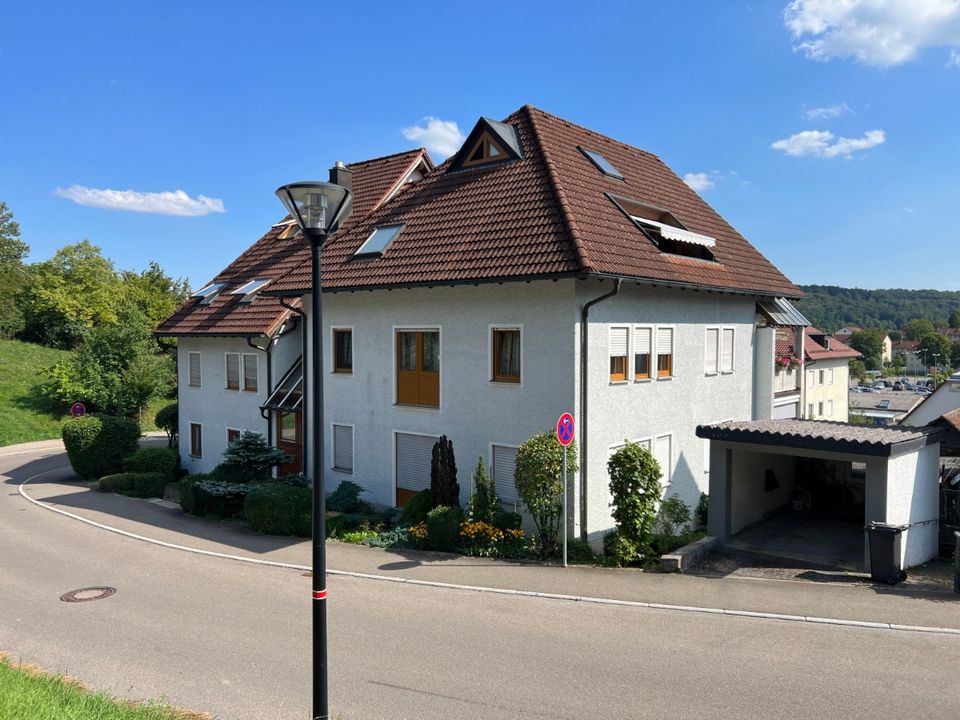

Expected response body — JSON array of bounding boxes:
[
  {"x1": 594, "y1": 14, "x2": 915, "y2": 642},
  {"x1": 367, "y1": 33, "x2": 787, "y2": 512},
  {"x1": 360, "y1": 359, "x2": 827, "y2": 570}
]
[{"x1": 579, "y1": 278, "x2": 622, "y2": 540}]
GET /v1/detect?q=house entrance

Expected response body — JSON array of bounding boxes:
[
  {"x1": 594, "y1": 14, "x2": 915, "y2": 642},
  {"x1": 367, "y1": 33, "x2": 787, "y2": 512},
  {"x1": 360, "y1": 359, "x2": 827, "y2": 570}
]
[{"x1": 276, "y1": 411, "x2": 302, "y2": 476}]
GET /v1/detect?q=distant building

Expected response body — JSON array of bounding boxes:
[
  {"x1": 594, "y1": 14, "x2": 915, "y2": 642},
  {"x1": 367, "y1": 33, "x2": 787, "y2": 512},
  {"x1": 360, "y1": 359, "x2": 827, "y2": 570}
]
[{"x1": 833, "y1": 325, "x2": 892, "y2": 364}]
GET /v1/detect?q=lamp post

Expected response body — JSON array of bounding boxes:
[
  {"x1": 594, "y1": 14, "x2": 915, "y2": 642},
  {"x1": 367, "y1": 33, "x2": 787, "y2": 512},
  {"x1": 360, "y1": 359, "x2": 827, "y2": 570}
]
[{"x1": 275, "y1": 181, "x2": 351, "y2": 720}]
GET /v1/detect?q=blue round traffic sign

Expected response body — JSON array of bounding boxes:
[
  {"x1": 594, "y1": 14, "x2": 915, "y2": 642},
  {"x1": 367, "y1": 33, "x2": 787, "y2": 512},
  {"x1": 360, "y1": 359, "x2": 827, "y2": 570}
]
[{"x1": 556, "y1": 412, "x2": 575, "y2": 446}]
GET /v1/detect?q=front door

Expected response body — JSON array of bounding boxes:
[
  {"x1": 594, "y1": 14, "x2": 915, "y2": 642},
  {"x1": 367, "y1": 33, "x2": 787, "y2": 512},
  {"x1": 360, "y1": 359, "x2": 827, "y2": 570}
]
[{"x1": 276, "y1": 411, "x2": 302, "y2": 477}]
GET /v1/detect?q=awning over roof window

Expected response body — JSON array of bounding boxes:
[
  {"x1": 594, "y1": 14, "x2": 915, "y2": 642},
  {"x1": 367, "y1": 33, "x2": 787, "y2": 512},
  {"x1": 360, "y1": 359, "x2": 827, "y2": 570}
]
[
  {"x1": 262, "y1": 358, "x2": 303, "y2": 412},
  {"x1": 632, "y1": 216, "x2": 716, "y2": 248},
  {"x1": 757, "y1": 297, "x2": 809, "y2": 327}
]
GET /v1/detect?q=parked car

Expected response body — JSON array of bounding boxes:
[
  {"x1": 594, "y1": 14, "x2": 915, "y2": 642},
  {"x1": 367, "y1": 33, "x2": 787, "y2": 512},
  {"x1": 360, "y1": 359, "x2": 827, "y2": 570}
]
[{"x1": 893, "y1": 381, "x2": 903, "y2": 391}]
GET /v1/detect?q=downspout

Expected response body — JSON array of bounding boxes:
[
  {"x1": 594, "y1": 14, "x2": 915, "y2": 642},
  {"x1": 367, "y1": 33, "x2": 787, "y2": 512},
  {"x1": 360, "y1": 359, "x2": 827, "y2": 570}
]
[
  {"x1": 579, "y1": 278, "x2": 622, "y2": 540},
  {"x1": 279, "y1": 298, "x2": 307, "y2": 472},
  {"x1": 247, "y1": 337, "x2": 273, "y2": 444}
]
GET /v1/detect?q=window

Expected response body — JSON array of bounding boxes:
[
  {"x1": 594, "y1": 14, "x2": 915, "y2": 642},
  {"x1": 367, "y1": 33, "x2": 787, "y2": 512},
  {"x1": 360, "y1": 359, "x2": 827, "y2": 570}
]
[
  {"x1": 333, "y1": 329, "x2": 353, "y2": 374},
  {"x1": 332, "y1": 424, "x2": 354, "y2": 473},
  {"x1": 657, "y1": 327, "x2": 674, "y2": 378},
  {"x1": 704, "y1": 328, "x2": 719, "y2": 375},
  {"x1": 231, "y1": 278, "x2": 271, "y2": 302},
  {"x1": 654, "y1": 434, "x2": 672, "y2": 485},
  {"x1": 225, "y1": 353, "x2": 240, "y2": 390},
  {"x1": 462, "y1": 132, "x2": 510, "y2": 168},
  {"x1": 819, "y1": 369, "x2": 825, "y2": 385},
  {"x1": 818, "y1": 402, "x2": 824, "y2": 417},
  {"x1": 634, "y1": 326, "x2": 652, "y2": 380},
  {"x1": 354, "y1": 225, "x2": 404, "y2": 258},
  {"x1": 807, "y1": 369, "x2": 815, "y2": 387},
  {"x1": 720, "y1": 329, "x2": 735, "y2": 373},
  {"x1": 579, "y1": 146, "x2": 624, "y2": 179},
  {"x1": 395, "y1": 432, "x2": 439, "y2": 506},
  {"x1": 492, "y1": 328, "x2": 521, "y2": 383},
  {"x1": 188, "y1": 352, "x2": 201, "y2": 387},
  {"x1": 396, "y1": 330, "x2": 440, "y2": 407},
  {"x1": 807, "y1": 403, "x2": 814, "y2": 417},
  {"x1": 609, "y1": 326, "x2": 628, "y2": 381},
  {"x1": 827, "y1": 400, "x2": 834, "y2": 418},
  {"x1": 191, "y1": 282, "x2": 225, "y2": 303},
  {"x1": 227, "y1": 428, "x2": 242, "y2": 445},
  {"x1": 492, "y1": 444, "x2": 520, "y2": 506},
  {"x1": 243, "y1": 354, "x2": 258, "y2": 392},
  {"x1": 189, "y1": 423, "x2": 202, "y2": 458},
  {"x1": 828, "y1": 368, "x2": 835, "y2": 385},
  {"x1": 279, "y1": 412, "x2": 298, "y2": 442}
]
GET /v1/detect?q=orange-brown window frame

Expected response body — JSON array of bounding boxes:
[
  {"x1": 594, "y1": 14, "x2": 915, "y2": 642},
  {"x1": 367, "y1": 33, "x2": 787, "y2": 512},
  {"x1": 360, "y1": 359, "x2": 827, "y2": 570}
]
[
  {"x1": 610, "y1": 356, "x2": 627, "y2": 381},
  {"x1": 333, "y1": 329, "x2": 353, "y2": 374},
  {"x1": 492, "y1": 328, "x2": 521, "y2": 383},
  {"x1": 189, "y1": 423, "x2": 203, "y2": 458},
  {"x1": 396, "y1": 330, "x2": 439, "y2": 407},
  {"x1": 634, "y1": 327, "x2": 652, "y2": 380},
  {"x1": 227, "y1": 428, "x2": 242, "y2": 445},
  {"x1": 656, "y1": 327, "x2": 674, "y2": 379},
  {"x1": 462, "y1": 131, "x2": 510, "y2": 168}
]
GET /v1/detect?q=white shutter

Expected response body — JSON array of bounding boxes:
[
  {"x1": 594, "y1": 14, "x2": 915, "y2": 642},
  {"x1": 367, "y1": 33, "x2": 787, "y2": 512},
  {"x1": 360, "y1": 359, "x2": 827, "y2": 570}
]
[
  {"x1": 827, "y1": 400, "x2": 834, "y2": 418},
  {"x1": 828, "y1": 368, "x2": 834, "y2": 385},
  {"x1": 704, "y1": 328, "x2": 718, "y2": 374},
  {"x1": 226, "y1": 353, "x2": 240, "y2": 389},
  {"x1": 188, "y1": 353, "x2": 201, "y2": 387},
  {"x1": 657, "y1": 327, "x2": 673, "y2": 355},
  {"x1": 654, "y1": 434, "x2": 672, "y2": 486},
  {"x1": 492, "y1": 445, "x2": 520, "y2": 505},
  {"x1": 243, "y1": 354, "x2": 258, "y2": 391},
  {"x1": 333, "y1": 424, "x2": 353, "y2": 472},
  {"x1": 634, "y1": 327, "x2": 651, "y2": 355},
  {"x1": 395, "y1": 432, "x2": 437, "y2": 492},
  {"x1": 721, "y1": 328, "x2": 734, "y2": 373},
  {"x1": 609, "y1": 327, "x2": 628, "y2": 356}
]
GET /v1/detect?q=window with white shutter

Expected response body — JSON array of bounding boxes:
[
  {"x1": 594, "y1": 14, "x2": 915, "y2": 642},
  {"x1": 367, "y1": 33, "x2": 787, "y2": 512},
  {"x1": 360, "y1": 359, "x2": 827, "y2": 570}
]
[
  {"x1": 492, "y1": 444, "x2": 520, "y2": 507},
  {"x1": 242, "y1": 353, "x2": 258, "y2": 392},
  {"x1": 225, "y1": 353, "x2": 240, "y2": 390},
  {"x1": 656, "y1": 328, "x2": 674, "y2": 378},
  {"x1": 633, "y1": 326, "x2": 652, "y2": 380},
  {"x1": 188, "y1": 352, "x2": 201, "y2": 387},
  {"x1": 721, "y1": 328, "x2": 735, "y2": 373},
  {"x1": 704, "y1": 328, "x2": 719, "y2": 375},
  {"x1": 654, "y1": 433, "x2": 672, "y2": 485},
  {"x1": 332, "y1": 424, "x2": 353, "y2": 473},
  {"x1": 828, "y1": 368, "x2": 834, "y2": 385},
  {"x1": 827, "y1": 400, "x2": 834, "y2": 418},
  {"x1": 395, "y1": 432, "x2": 438, "y2": 504},
  {"x1": 609, "y1": 326, "x2": 629, "y2": 381}
]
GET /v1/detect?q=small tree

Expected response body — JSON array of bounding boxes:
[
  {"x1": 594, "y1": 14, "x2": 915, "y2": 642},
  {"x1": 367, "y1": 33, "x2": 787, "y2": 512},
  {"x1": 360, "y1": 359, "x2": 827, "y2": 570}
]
[
  {"x1": 430, "y1": 435, "x2": 460, "y2": 507},
  {"x1": 155, "y1": 402, "x2": 179, "y2": 448},
  {"x1": 468, "y1": 456, "x2": 499, "y2": 524},
  {"x1": 514, "y1": 431, "x2": 577, "y2": 559},
  {"x1": 219, "y1": 431, "x2": 291, "y2": 483},
  {"x1": 607, "y1": 442, "x2": 662, "y2": 561}
]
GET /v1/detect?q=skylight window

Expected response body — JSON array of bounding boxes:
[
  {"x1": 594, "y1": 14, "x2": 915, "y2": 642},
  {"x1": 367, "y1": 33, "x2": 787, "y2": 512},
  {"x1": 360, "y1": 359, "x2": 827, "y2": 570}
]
[
  {"x1": 579, "y1": 146, "x2": 624, "y2": 180},
  {"x1": 191, "y1": 282, "x2": 226, "y2": 304},
  {"x1": 231, "y1": 278, "x2": 272, "y2": 303},
  {"x1": 354, "y1": 224, "x2": 404, "y2": 258}
]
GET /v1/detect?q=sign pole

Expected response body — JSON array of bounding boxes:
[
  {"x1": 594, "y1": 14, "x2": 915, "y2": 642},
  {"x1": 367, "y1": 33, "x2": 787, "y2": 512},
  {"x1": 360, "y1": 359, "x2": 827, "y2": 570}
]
[
  {"x1": 555, "y1": 412, "x2": 575, "y2": 569},
  {"x1": 562, "y1": 449, "x2": 567, "y2": 568}
]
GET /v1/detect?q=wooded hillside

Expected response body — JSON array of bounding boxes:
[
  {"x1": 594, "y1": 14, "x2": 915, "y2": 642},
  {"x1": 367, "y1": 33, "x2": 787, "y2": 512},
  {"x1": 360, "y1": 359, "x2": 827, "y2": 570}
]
[{"x1": 795, "y1": 285, "x2": 960, "y2": 332}]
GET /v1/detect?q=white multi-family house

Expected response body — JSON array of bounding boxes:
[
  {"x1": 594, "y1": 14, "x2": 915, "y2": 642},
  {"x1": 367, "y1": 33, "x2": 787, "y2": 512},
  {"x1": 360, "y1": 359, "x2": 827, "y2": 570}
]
[{"x1": 158, "y1": 105, "x2": 804, "y2": 545}]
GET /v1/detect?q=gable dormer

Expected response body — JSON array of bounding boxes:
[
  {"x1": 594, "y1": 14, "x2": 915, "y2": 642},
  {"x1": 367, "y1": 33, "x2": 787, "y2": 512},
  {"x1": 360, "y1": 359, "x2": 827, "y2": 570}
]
[{"x1": 448, "y1": 117, "x2": 524, "y2": 171}]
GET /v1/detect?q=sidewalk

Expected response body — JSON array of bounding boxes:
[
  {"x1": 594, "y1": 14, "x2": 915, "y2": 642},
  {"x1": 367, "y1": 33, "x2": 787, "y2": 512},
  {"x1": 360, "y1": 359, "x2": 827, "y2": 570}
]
[{"x1": 14, "y1": 452, "x2": 960, "y2": 634}]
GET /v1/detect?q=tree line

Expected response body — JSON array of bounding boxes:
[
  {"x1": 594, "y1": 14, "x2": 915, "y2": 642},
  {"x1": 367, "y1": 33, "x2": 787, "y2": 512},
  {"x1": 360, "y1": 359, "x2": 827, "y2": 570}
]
[
  {"x1": 795, "y1": 284, "x2": 960, "y2": 333},
  {"x1": 0, "y1": 201, "x2": 189, "y2": 418}
]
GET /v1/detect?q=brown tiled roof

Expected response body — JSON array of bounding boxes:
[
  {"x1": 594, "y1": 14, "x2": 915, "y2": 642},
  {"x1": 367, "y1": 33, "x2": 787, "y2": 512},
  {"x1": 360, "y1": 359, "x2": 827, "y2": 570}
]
[
  {"x1": 266, "y1": 105, "x2": 801, "y2": 297},
  {"x1": 940, "y1": 408, "x2": 960, "y2": 433},
  {"x1": 156, "y1": 149, "x2": 428, "y2": 337},
  {"x1": 803, "y1": 327, "x2": 861, "y2": 360},
  {"x1": 696, "y1": 419, "x2": 940, "y2": 457}
]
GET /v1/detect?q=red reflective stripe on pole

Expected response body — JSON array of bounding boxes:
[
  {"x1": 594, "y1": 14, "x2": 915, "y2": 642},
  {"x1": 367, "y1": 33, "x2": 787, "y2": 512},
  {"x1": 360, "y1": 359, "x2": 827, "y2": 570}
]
[{"x1": 313, "y1": 590, "x2": 327, "y2": 600}]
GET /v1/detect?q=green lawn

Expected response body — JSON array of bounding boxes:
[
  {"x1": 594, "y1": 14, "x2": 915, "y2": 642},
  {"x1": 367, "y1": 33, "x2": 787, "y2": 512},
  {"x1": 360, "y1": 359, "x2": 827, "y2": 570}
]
[
  {"x1": 0, "y1": 655, "x2": 203, "y2": 720},
  {"x1": 0, "y1": 339, "x2": 72, "y2": 447}
]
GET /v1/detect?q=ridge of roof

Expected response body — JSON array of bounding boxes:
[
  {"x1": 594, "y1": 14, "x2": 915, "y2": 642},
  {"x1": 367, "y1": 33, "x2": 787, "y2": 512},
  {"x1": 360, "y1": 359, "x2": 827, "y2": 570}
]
[
  {"x1": 519, "y1": 105, "x2": 595, "y2": 274},
  {"x1": 522, "y1": 104, "x2": 662, "y2": 163},
  {"x1": 347, "y1": 147, "x2": 428, "y2": 169}
]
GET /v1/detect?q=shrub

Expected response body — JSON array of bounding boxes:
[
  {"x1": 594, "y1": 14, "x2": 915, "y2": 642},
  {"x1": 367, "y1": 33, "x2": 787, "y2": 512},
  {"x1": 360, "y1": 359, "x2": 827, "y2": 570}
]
[
  {"x1": 219, "y1": 431, "x2": 291, "y2": 483},
  {"x1": 467, "y1": 456, "x2": 499, "y2": 524},
  {"x1": 192, "y1": 479, "x2": 249, "y2": 518},
  {"x1": 650, "y1": 530, "x2": 705, "y2": 557},
  {"x1": 361, "y1": 526, "x2": 410, "y2": 549},
  {"x1": 603, "y1": 529, "x2": 640, "y2": 567},
  {"x1": 514, "y1": 431, "x2": 577, "y2": 559},
  {"x1": 98, "y1": 472, "x2": 168, "y2": 498},
  {"x1": 398, "y1": 489, "x2": 433, "y2": 527},
  {"x1": 695, "y1": 492, "x2": 709, "y2": 531},
  {"x1": 607, "y1": 442, "x2": 662, "y2": 561},
  {"x1": 655, "y1": 495, "x2": 692, "y2": 537},
  {"x1": 327, "y1": 480, "x2": 367, "y2": 513},
  {"x1": 178, "y1": 473, "x2": 206, "y2": 514},
  {"x1": 62, "y1": 415, "x2": 140, "y2": 480},
  {"x1": 566, "y1": 538, "x2": 596, "y2": 564},
  {"x1": 430, "y1": 435, "x2": 460, "y2": 507},
  {"x1": 408, "y1": 521, "x2": 428, "y2": 549},
  {"x1": 492, "y1": 510, "x2": 522, "y2": 531},
  {"x1": 155, "y1": 402, "x2": 178, "y2": 448},
  {"x1": 458, "y1": 519, "x2": 528, "y2": 559},
  {"x1": 326, "y1": 512, "x2": 365, "y2": 537},
  {"x1": 425, "y1": 505, "x2": 464, "y2": 552},
  {"x1": 123, "y1": 447, "x2": 179, "y2": 478},
  {"x1": 244, "y1": 483, "x2": 312, "y2": 536}
]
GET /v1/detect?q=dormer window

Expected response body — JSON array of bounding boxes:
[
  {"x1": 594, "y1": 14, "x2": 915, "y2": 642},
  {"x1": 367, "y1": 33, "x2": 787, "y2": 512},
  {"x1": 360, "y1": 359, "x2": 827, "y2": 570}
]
[
  {"x1": 231, "y1": 278, "x2": 272, "y2": 303},
  {"x1": 354, "y1": 224, "x2": 404, "y2": 258},
  {"x1": 449, "y1": 118, "x2": 524, "y2": 172},
  {"x1": 191, "y1": 282, "x2": 226, "y2": 304},
  {"x1": 579, "y1": 147, "x2": 623, "y2": 180},
  {"x1": 462, "y1": 132, "x2": 509, "y2": 168},
  {"x1": 607, "y1": 194, "x2": 716, "y2": 262}
]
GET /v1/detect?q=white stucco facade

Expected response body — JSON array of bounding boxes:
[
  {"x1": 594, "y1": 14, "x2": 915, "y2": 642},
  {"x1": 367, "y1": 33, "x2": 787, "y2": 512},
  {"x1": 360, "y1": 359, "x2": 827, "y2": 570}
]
[
  {"x1": 902, "y1": 372, "x2": 960, "y2": 426},
  {"x1": 802, "y1": 357, "x2": 850, "y2": 422}
]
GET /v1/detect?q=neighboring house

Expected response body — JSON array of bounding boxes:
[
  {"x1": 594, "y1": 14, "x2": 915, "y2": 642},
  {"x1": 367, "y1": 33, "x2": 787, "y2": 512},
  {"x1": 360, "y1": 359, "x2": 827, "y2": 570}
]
[
  {"x1": 902, "y1": 372, "x2": 960, "y2": 427},
  {"x1": 891, "y1": 339, "x2": 924, "y2": 374},
  {"x1": 834, "y1": 326, "x2": 892, "y2": 364},
  {"x1": 158, "y1": 105, "x2": 803, "y2": 545},
  {"x1": 849, "y1": 390, "x2": 922, "y2": 426}
]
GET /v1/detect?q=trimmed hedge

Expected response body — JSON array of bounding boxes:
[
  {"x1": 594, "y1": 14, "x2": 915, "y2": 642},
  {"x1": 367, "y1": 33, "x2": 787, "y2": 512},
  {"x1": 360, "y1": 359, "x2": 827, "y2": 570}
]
[
  {"x1": 178, "y1": 473, "x2": 204, "y2": 514},
  {"x1": 123, "y1": 447, "x2": 179, "y2": 478},
  {"x1": 62, "y1": 415, "x2": 140, "y2": 480},
  {"x1": 245, "y1": 484, "x2": 312, "y2": 537},
  {"x1": 98, "y1": 472, "x2": 168, "y2": 499},
  {"x1": 398, "y1": 489, "x2": 433, "y2": 527},
  {"x1": 191, "y1": 479, "x2": 249, "y2": 518},
  {"x1": 425, "y1": 505, "x2": 464, "y2": 552}
]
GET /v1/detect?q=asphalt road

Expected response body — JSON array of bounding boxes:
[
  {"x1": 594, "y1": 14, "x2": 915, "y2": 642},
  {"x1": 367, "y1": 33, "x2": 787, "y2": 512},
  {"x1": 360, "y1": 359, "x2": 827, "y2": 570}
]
[{"x1": 2, "y1": 448, "x2": 960, "y2": 719}]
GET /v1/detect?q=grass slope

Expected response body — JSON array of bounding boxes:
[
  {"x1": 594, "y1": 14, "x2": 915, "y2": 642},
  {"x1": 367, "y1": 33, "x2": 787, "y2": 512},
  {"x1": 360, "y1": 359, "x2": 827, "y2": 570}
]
[
  {"x1": 0, "y1": 655, "x2": 203, "y2": 720},
  {"x1": 0, "y1": 339, "x2": 72, "y2": 447}
]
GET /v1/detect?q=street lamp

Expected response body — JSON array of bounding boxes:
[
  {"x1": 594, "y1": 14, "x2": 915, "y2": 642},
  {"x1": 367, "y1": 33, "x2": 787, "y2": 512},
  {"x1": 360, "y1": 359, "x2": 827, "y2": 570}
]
[{"x1": 276, "y1": 180, "x2": 351, "y2": 720}]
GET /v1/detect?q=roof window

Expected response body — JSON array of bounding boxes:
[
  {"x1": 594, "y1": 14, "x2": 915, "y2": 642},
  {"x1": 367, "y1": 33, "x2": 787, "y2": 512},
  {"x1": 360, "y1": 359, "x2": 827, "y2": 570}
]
[
  {"x1": 231, "y1": 278, "x2": 272, "y2": 303},
  {"x1": 462, "y1": 132, "x2": 509, "y2": 168},
  {"x1": 448, "y1": 118, "x2": 524, "y2": 172},
  {"x1": 607, "y1": 193, "x2": 716, "y2": 262},
  {"x1": 354, "y1": 224, "x2": 404, "y2": 258},
  {"x1": 191, "y1": 282, "x2": 226, "y2": 304},
  {"x1": 579, "y1": 147, "x2": 623, "y2": 180}
]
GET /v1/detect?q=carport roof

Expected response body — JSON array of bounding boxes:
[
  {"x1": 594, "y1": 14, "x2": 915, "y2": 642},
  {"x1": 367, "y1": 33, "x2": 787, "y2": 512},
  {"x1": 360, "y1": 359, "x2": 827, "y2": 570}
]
[{"x1": 696, "y1": 419, "x2": 943, "y2": 458}]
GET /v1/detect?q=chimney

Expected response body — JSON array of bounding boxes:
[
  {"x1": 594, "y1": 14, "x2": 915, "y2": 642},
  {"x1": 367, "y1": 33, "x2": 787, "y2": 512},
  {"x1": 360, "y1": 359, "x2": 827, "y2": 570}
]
[{"x1": 329, "y1": 160, "x2": 352, "y2": 192}]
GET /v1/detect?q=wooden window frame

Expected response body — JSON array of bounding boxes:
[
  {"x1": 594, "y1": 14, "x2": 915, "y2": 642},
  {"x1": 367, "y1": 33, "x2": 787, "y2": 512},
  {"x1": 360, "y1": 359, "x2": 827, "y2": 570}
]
[
  {"x1": 634, "y1": 326, "x2": 653, "y2": 381},
  {"x1": 491, "y1": 326, "x2": 522, "y2": 384},
  {"x1": 656, "y1": 326, "x2": 674, "y2": 380},
  {"x1": 189, "y1": 422, "x2": 203, "y2": 458},
  {"x1": 242, "y1": 353, "x2": 258, "y2": 392},
  {"x1": 225, "y1": 352, "x2": 241, "y2": 391},
  {"x1": 395, "y1": 327, "x2": 441, "y2": 408},
  {"x1": 187, "y1": 351, "x2": 202, "y2": 388},
  {"x1": 461, "y1": 131, "x2": 510, "y2": 168},
  {"x1": 226, "y1": 427, "x2": 243, "y2": 445},
  {"x1": 609, "y1": 326, "x2": 629, "y2": 383},
  {"x1": 332, "y1": 328, "x2": 353, "y2": 375}
]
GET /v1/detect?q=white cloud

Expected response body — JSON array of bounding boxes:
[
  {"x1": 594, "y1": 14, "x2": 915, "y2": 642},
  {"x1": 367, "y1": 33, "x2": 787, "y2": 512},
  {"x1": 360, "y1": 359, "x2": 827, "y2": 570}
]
[
  {"x1": 55, "y1": 185, "x2": 226, "y2": 216},
  {"x1": 770, "y1": 128, "x2": 886, "y2": 157},
  {"x1": 804, "y1": 102, "x2": 852, "y2": 120},
  {"x1": 949, "y1": 48, "x2": 960, "y2": 66},
  {"x1": 683, "y1": 172, "x2": 716, "y2": 192},
  {"x1": 400, "y1": 116, "x2": 466, "y2": 159},
  {"x1": 784, "y1": 0, "x2": 960, "y2": 67}
]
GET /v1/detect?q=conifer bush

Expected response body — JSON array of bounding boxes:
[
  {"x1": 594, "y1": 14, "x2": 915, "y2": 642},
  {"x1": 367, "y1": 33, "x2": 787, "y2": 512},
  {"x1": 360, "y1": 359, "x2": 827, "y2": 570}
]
[{"x1": 430, "y1": 435, "x2": 460, "y2": 507}]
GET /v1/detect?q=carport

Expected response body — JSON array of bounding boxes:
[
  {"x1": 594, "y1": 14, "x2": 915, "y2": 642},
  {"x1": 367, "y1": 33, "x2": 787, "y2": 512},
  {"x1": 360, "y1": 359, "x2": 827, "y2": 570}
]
[{"x1": 696, "y1": 420, "x2": 944, "y2": 571}]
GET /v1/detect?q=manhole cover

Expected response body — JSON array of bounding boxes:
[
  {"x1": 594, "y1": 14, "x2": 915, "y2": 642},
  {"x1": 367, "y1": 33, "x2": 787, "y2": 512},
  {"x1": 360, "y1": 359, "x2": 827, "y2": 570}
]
[{"x1": 60, "y1": 587, "x2": 116, "y2": 603}]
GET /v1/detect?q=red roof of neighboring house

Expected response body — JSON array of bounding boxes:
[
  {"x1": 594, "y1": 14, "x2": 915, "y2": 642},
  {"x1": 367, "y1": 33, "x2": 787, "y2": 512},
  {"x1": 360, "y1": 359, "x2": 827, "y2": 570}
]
[
  {"x1": 940, "y1": 408, "x2": 960, "y2": 433},
  {"x1": 892, "y1": 339, "x2": 919, "y2": 351},
  {"x1": 804, "y1": 327, "x2": 861, "y2": 360},
  {"x1": 156, "y1": 149, "x2": 429, "y2": 337},
  {"x1": 265, "y1": 105, "x2": 801, "y2": 297}
]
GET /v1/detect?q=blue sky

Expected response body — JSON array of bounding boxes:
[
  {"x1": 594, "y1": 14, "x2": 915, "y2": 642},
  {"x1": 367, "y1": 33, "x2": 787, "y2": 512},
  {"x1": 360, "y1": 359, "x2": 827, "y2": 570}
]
[{"x1": 3, "y1": 1, "x2": 959, "y2": 291}]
